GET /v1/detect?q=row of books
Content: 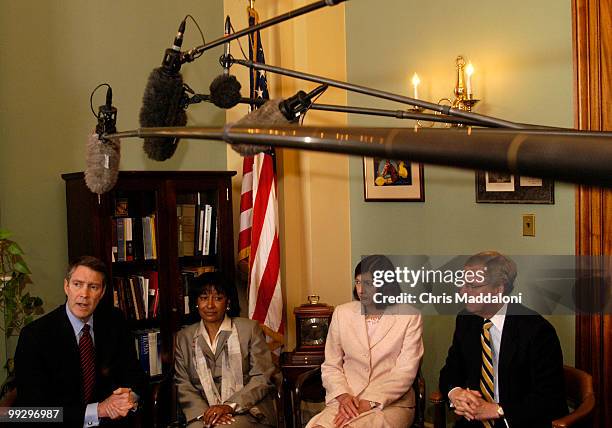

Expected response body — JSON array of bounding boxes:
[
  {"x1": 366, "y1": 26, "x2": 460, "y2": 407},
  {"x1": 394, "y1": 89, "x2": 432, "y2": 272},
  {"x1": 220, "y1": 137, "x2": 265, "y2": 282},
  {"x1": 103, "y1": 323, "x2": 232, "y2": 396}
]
[
  {"x1": 134, "y1": 329, "x2": 162, "y2": 377},
  {"x1": 112, "y1": 272, "x2": 159, "y2": 321},
  {"x1": 177, "y1": 203, "x2": 218, "y2": 257},
  {"x1": 111, "y1": 216, "x2": 158, "y2": 262}
]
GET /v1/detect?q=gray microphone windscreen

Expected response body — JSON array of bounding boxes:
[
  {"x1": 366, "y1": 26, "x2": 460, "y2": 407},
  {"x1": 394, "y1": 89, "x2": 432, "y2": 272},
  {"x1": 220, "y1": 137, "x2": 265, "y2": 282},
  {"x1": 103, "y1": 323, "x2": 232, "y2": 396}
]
[
  {"x1": 85, "y1": 133, "x2": 120, "y2": 195},
  {"x1": 231, "y1": 99, "x2": 293, "y2": 156},
  {"x1": 139, "y1": 67, "x2": 187, "y2": 161}
]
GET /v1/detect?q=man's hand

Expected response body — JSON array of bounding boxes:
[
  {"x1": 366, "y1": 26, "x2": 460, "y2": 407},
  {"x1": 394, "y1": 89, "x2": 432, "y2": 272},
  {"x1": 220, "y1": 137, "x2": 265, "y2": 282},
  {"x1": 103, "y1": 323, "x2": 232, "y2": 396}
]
[
  {"x1": 203, "y1": 404, "x2": 234, "y2": 426},
  {"x1": 448, "y1": 388, "x2": 482, "y2": 421},
  {"x1": 471, "y1": 401, "x2": 501, "y2": 421},
  {"x1": 98, "y1": 388, "x2": 136, "y2": 419},
  {"x1": 333, "y1": 393, "x2": 359, "y2": 427}
]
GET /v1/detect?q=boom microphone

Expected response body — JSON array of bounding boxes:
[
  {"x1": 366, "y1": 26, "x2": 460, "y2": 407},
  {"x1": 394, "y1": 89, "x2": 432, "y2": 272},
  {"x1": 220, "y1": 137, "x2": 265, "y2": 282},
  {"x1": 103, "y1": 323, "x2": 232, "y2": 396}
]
[
  {"x1": 230, "y1": 99, "x2": 295, "y2": 156},
  {"x1": 209, "y1": 16, "x2": 242, "y2": 109},
  {"x1": 139, "y1": 18, "x2": 188, "y2": 161},
  {"x1": 279, "y1": 84, "x2": 328, "y2": 122},
  {"x1": 85, "y1": 86, "x2": 121, "y2": 195}
]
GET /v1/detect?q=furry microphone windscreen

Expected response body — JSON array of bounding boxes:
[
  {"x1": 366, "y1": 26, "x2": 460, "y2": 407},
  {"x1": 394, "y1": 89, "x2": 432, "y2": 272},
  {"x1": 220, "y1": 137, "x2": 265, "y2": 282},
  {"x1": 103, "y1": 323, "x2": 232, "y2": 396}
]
[
  {"x1": 139, "y1": 67, "x2": 188, "y2": 161},
  {"x1": 85, "y1": 133, "x2": 120, "y2": 195},
  {"x1": 209, "y1": 74, "x2": 242, "y2": 109},
  {"x1": 231, "y1": 99, "x2": 293, "y2": 156}
]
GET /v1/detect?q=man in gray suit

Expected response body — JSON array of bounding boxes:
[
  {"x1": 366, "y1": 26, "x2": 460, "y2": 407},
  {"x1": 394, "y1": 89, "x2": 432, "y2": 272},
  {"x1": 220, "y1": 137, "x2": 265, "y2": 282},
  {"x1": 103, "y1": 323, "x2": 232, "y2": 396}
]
[{"x1": 174, "y1": 273, "x2": 277, "y2": 427}]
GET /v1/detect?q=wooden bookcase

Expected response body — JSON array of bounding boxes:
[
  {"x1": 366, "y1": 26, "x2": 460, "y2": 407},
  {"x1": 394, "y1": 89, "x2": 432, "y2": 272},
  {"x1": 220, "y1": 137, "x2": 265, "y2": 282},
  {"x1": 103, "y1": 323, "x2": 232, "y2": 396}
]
[{"x1": 62, "y1": 171, "x2": 236, "y2": 425}]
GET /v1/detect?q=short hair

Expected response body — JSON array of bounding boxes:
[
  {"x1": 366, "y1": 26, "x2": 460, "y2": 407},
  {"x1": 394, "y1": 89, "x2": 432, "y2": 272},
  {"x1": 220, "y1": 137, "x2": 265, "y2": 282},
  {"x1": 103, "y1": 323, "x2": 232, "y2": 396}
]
[
  {"x1": 65, "y1": 256, "x2": 108, "y2": 288},
  {"x1": 352, "y1": 255, "x2": 401, "y2": 306},
  {"x1": 191, "y1": 272, "x2": 240, "y2": 317},
  {"x1": 464, "y1": 251, "x2": 517, "y2": 295}
]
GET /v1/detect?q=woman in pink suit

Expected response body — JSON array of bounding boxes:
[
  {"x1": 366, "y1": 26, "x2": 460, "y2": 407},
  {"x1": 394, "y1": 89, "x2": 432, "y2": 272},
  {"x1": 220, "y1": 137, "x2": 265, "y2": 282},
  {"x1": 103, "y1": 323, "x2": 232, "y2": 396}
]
[{"x1": 307, "y1": 255, "x2": 424, "y2": 428}]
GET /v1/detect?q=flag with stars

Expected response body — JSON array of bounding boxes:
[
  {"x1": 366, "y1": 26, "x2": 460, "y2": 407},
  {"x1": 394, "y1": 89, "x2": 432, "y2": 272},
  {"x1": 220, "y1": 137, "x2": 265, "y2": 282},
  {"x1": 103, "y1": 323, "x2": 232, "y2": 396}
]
[{"x1": 238, "y1": 5, "x2": 284, "y2": 353}]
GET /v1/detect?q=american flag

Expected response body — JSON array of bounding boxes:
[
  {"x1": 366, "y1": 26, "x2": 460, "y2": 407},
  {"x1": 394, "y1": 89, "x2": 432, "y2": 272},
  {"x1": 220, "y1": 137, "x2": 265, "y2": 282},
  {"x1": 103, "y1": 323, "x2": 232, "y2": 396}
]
[{"x1": 238, "y1": 6, "x2": 284, "y2": 351}]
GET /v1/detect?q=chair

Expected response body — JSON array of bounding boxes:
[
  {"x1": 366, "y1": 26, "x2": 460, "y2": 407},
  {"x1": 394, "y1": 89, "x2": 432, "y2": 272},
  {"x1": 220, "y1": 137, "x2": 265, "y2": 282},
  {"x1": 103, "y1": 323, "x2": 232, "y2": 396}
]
[
  {"x1": 552, "y1": 366, "x2": 595, "y2": 428},
  {"x1": 292, "y1": 367, "x2": 426, "y2": 428},
  {"x1": 429, "y1": 365, "x2": 595, "y2": 428}
]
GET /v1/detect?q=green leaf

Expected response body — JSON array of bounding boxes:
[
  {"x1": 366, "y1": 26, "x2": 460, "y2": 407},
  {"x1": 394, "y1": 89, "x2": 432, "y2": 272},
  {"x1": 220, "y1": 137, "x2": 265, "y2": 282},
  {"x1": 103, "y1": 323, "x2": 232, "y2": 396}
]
[
  {"x1": 0, "y1": 229, "x2": 11, "y2": 240},
  {"x1": 7, "y1": 242, "x2": 24, "y2": 256},
  {"x1": 13, "y1": 260, "x2": 31, "y2": 274}
]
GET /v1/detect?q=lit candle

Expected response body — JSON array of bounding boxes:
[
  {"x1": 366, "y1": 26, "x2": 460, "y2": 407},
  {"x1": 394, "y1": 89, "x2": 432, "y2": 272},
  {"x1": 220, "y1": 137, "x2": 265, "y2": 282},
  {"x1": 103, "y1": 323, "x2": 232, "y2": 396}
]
[
  {"x1": 411, "y1": 73, "x2": 420, "y2": 99},
  {"x1": 465, "y1": 62, "x2": 474, "y2": 97}
]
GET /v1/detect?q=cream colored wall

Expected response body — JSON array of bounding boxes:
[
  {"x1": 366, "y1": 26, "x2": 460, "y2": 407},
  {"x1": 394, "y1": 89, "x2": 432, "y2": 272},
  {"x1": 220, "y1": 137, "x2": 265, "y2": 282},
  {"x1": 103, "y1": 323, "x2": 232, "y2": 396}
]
[
  {"x1": 223, "y1": 0, "x2": 351, "y2": 349},
  {"x1": 0, "y1": 0, "x2": 226, "y2": 379}
]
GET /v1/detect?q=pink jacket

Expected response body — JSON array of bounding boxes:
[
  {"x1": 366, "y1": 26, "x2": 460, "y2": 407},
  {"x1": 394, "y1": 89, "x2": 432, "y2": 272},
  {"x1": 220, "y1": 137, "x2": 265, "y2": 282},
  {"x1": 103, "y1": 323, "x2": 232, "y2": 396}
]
[{"x1": 321, "y1": 301, "x2": 424, "y2": 408}]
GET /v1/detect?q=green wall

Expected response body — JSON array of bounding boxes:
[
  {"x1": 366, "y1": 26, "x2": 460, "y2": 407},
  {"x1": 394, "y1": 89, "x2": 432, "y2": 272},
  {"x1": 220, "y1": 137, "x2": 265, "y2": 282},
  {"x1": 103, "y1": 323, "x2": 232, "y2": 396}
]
[
  {"x1": 0, "y1": 0, "x2": 225, "y2": 374},
  {"x1": 345, "y1": 0, "x2": 575, "y2": 418}
]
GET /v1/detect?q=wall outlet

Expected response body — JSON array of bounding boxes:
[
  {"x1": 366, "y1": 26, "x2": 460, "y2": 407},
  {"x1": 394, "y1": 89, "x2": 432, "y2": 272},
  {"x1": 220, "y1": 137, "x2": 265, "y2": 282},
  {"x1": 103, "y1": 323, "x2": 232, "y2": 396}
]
[{"x1": 523, "y1": 214, "x2": 535, "y2": 236}]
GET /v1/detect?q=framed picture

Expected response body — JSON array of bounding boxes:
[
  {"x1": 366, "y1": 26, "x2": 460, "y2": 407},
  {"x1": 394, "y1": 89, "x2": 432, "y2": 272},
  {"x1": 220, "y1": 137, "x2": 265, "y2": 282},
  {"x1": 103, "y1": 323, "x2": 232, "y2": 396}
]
[
  {"x1": 363, "y1": 157, "x2": 424, "y2": 201},
  {"x1": 475, "y1": 171, "x2": 554, "y2": 204}
]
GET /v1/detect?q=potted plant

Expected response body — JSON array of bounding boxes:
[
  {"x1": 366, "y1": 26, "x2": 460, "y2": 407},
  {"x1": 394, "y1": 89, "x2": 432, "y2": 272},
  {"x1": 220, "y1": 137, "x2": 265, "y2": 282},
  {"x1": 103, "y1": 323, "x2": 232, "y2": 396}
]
[{"x1": 0, "y1": 229, "x2": 44, "y2": 402}]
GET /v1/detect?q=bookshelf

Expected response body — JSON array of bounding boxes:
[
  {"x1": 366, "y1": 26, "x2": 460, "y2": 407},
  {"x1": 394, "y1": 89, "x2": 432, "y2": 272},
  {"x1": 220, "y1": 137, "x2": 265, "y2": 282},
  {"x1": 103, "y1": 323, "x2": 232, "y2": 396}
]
[{"x1": 62, "y1": 171, "x2": 236, "y2": 425}]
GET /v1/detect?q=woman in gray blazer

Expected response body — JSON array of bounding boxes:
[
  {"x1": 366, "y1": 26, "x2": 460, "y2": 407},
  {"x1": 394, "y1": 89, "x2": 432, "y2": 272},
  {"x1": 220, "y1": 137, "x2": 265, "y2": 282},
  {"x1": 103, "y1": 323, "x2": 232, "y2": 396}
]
[{"x1": 174, "y1": 273, "x2": 277, "y2": 427}]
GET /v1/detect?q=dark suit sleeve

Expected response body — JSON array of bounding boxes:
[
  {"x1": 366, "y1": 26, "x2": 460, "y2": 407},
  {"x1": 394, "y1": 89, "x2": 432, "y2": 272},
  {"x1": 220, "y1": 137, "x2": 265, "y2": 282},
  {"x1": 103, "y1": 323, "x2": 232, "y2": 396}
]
[
  {"x1": 502, "y1": 320, "x2": 567, "y2": 426},
  {"x1": 439, "y1": 315, "x2": 469, "y2": 398},
  {"x1": 15, "y1": 323, "x2": 86, "y2": 426}
]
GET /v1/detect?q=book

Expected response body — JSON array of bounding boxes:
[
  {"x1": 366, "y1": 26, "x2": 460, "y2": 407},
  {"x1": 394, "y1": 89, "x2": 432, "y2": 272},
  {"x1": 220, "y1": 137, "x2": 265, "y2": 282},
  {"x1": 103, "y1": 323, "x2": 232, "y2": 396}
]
[
  {"x1": 134, "y1": 331, "x2": 150, "y2": 375},
  {"x1": 148, "y1": 330, "x2": 160, "y2": 376},
  {"x1": 125, "y1": 218, "x2": 134, "y2": 261},
  {"x1": 148, "y1": 271, "x2": 160, "y2": 319},
  {"x1": 150, "y1": 215, "x2": 158, "y2": 260},
  {"x1": 203, "y1": 205, "x2": 212, "y2": 255},
  {"x1": 180, "y1": 204, "x2": 196, "y2": 257},
  {"x1": 117, "y1": 218, "x2": 126, "y2": 262}
]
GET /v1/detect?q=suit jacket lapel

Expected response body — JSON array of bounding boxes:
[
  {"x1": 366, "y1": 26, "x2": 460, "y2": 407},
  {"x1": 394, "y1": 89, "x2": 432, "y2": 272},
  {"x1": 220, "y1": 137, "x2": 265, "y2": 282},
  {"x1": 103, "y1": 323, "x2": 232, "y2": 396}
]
[
  {"x1": 196, "y1": 334, "x2": 215, "y2": 360},
  {"x1": 58, "y1": 306, "x2": 83, "y2": 393},
  {"x1": 498, "y1": 314, "x2": 519, "y2": 393},
  {"x1": 351, "y1": 304, "x2": 370, "y2": 352},
  {"x1": 368, "y1": 313, "x2": 397, "y2": 349},
  {"x1": 214, "y1": 331, "x2": 231, "y2": 359}
]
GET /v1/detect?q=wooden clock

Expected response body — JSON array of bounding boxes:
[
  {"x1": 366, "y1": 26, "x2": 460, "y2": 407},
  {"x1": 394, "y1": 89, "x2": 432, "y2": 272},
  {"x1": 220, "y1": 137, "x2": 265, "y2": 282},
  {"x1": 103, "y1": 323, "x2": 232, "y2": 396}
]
[{"x1": 286, "y1": 295, "x2": 334, "y2": 364}]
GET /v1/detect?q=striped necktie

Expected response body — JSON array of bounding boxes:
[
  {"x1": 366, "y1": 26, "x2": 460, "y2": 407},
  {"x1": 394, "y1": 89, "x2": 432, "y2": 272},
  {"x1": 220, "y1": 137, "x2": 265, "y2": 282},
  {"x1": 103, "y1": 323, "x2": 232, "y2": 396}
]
[
  {"x1": 480, "y1": 319, "x2": 495, "y2": 428},
  {"x1": 79, "y1": 324, "x2": 96, "y2": 403}
]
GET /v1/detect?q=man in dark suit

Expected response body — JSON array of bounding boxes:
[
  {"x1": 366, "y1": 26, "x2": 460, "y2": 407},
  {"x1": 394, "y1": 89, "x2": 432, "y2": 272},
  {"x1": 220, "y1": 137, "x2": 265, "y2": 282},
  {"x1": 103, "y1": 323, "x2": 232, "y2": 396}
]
[
  {"x1": 439, "y1": 251, "x2": 567, "y2": 428},
  {"x1": 15, "y1": 256, "x2": 146, "y2": 427}
]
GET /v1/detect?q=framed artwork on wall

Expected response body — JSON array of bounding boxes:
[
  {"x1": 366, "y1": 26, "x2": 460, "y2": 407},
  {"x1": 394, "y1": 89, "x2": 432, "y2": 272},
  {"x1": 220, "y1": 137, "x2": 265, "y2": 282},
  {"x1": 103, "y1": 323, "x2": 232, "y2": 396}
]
[
  {"x1": 475, "y1": 171, "x2": 554, "y2": 204},
  {"x1": 363, "y1": 157, "x2": 424, "y2": 202}
]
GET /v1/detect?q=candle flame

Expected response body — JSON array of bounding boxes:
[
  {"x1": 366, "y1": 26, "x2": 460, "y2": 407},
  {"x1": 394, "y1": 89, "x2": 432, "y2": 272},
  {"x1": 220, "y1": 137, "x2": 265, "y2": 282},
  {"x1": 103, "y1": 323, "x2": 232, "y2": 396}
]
[
  {"x1": 411, "y1": 73, "x2": 421, "y2": 87},
  {"x1": 465, "y1": 62, "x2": 474, "y2": 77}
]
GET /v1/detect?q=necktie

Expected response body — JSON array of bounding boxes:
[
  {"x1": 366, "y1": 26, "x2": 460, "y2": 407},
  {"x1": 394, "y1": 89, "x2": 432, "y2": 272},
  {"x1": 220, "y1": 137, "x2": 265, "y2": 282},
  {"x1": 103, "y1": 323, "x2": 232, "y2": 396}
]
[
  {"x1": 480, "y1": 319, "x2": 495, "y2": 428},
  {"x1": 79, "y1": 324, "x2": 96, "y2": 403}
]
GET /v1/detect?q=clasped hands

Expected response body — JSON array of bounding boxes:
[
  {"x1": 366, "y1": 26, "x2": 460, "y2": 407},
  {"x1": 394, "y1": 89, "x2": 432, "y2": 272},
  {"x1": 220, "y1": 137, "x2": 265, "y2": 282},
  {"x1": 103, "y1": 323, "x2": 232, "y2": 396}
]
[
  {"x1": 98, "y1": 387, "x2": 138, "y2": 420},
  {"x1": 448, "y1": 388, "x2": 500, "y2": 422},
  {"x1": 333, "y1": 393, "x2": 376, "y2": 428},
  {"x1": 201, "y1": 404, "x2": 235, "y2": 427}
]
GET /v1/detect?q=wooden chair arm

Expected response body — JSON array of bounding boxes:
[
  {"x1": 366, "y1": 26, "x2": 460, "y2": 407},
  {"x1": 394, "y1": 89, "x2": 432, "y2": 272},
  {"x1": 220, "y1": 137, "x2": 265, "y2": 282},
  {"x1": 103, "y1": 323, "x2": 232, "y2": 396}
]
[
  {"x1": 294, "y1": 367, "x2": 322, "y2": 400},
  {"x1": 429, "y1": 390, "x2": 447, "y2": 428},
  {"x1": 552, "y1": 393, "x2": 595, "y2": 428}
]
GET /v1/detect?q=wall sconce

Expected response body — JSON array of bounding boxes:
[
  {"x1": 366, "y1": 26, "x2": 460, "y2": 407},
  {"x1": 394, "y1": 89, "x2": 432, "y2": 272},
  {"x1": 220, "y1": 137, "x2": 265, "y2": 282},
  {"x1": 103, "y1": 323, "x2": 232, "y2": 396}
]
[{"x1": 411, "y1": 55, "x2": 480, "y2": 127}]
